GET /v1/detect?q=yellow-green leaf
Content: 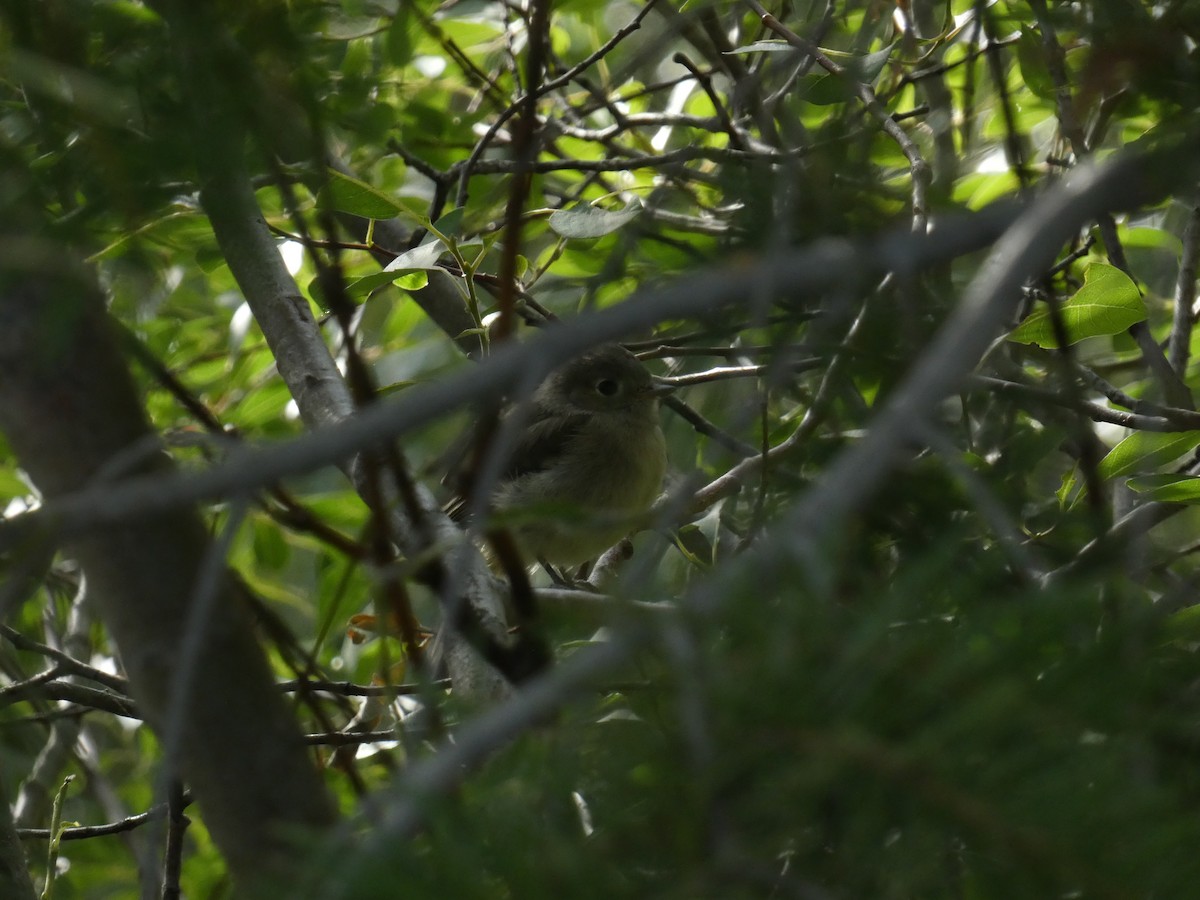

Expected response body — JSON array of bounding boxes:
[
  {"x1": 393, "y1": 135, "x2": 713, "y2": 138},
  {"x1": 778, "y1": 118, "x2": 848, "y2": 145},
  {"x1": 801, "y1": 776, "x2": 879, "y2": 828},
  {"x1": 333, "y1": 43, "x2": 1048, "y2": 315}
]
[
  {"x1": 318, "y1": 168, "x2": 405, "y2": 219},
  {"x1": 1126, "y1": 473, "x2": 1200, "y2": 503},
  {"x1": 1098, "y1": 430, "x2": 1200, "y2": 480},
  {"x1": 1008, "y1": 264, "x2": 1145, "y2": 348}
]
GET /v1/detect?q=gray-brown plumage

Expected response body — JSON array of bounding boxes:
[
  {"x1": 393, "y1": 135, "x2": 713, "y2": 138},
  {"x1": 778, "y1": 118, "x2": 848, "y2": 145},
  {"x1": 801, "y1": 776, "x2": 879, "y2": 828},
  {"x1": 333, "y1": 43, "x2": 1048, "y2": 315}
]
[{"x1": 451, "y1": 344, "x2": 667, "y2": 567}]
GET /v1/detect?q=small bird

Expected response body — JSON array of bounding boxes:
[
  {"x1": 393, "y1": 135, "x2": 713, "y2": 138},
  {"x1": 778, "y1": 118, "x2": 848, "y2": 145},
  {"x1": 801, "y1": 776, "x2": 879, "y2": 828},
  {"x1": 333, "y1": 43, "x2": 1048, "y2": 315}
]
[{"x1": 453, "y1": 344, "x2": 668, "y2": 569}]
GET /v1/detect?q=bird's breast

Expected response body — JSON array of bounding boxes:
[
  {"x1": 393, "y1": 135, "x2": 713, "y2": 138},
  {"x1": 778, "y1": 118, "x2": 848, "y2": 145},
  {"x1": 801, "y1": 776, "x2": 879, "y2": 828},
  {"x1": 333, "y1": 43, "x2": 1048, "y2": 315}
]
[{"x1": 563, "y1": 410, "x2": 666, "y2": 512}]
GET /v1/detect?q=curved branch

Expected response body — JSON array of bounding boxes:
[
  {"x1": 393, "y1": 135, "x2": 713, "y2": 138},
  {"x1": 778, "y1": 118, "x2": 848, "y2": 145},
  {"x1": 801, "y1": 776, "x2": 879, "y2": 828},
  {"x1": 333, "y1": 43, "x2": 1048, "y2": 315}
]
[
  {"x1": 4, "y1": 200, "x2": 1029, "y2": 544},
  {"x1": 321, "y1": 135, "x2": 1200, "y2": 858},
  {"x1": 160, "y1": 1, "x2": 513, "y2": 700},
  {"x1": 774, "y1": 134, "x2": 1200, "y2": 556}
]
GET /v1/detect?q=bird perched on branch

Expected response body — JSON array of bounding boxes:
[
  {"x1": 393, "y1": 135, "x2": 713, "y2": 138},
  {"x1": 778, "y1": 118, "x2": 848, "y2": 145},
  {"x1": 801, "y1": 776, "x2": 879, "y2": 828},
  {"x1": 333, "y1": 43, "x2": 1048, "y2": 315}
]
[{"x1": 450, "y1": 343, "x2": 669, "y2": 569}]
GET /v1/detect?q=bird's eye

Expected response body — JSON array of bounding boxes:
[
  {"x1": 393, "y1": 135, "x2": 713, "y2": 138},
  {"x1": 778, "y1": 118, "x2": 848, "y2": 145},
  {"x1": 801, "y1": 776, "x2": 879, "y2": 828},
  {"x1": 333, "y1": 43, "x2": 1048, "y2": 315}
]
[{"x1": 596, "y1": 378, "x2": 619, "y2": 396}]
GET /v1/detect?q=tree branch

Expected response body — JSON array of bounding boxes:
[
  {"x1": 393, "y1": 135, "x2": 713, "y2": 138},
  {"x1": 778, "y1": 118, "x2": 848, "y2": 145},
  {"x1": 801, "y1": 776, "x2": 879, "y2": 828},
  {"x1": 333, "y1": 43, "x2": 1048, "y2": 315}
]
[{"x1": 0, "y1": 249, "x2": 337, "y2": 887}]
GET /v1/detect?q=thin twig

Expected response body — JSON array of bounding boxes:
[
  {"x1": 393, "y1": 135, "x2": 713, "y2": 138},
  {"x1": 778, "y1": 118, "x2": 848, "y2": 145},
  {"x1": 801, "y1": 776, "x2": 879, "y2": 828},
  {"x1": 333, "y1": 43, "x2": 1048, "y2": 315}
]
[
  {"x1": 745, "y1": 0, "x2": 930, "y2": 231},
  {"x1": 969, "y1": 375, "x2": 1198, "y2": 432},
  {"x1": 276, "y1": 678, "x2": 447, "y2": 697},
  {"x1": 662, "y1": 396, "x2": 759, "y2": 458},
  {"x1": 0, "y1": 626, "x2": 128, "y2": 693},
  {"x1": 658, "y1": 360, "x2": 823, "y2": 387},
  {"x1": 17, "y1": 798, "x2": 185, "y2": 842},
  {"x1": 158, "y1": 780, "x2": 188, "y2": 900},
  {"x1": 453, "y1": 144, "x2": 803, "y2": 179},
  {"x1": 1170, "y1": 201, "x2": 1200, "y2": 374},
  {"x1": 455, "y1": 0, "x2": 661, "y2": 206}
]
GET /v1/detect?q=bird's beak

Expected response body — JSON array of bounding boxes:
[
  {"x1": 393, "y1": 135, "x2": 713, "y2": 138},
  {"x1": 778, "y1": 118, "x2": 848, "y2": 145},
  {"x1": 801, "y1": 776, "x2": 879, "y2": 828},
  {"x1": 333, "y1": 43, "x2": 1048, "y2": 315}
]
[{"x1": 650, "y1": 377, "x2": 677, "y2": 397}]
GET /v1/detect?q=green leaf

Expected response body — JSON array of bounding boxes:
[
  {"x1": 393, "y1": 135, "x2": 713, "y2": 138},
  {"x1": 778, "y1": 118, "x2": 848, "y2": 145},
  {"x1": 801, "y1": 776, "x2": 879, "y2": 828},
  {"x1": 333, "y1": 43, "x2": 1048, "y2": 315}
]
[
  {"x1": 549, "y1": 200, "x2": 641, "y2": 239},
  {"x1": 1126, "y1": 473, "x2": 1200, "y2": 502},
  {"x1": 798, "y1": 45, "x2": 895, "y2": 105},
  {"x1": 1016, "y1": 27, "x2": 1055, "y2": 100},
  {"x1": 229, "y1": 382, "x2": 293, "y2": 430},
  {"x1": 954, "y1": 170, "x2": 1022, "y2": 209},
  {"x1": 342, "y1": 270, "x2": 430, "y2": 299},
  {"x1": 0, "y1": 467, "x2": 29, "y2": 502},
  {"x1": 428, "y1": 207, "x2": 466, "y2": 239},
  {"x1": 1166, "y1": 602, "x2": 1200, "y2": 642},
  {"x1": 1098, "y1": 430, "x2": 1200, "y2": 480},
  {"x1": 385, "y1": 6, "x2": 416, "y2": 65},
  {"x1": 726, "y1": 40, "x2": 795, "y2": 54},
  {"x1": 674, "y1": 523, "x2": 714, "y2": 568},
  {"x1": 318, "y1": 168, "x2": 405, "y2": 219},
  {"x1": 1008, "y1": 263, "x2": 1145, "y2": 348},
  {"x1": 384, "y1": 240, "x2": 447, "y2": 271},
  {"x1": 827, "y1": 43, "x2": 894, "y2": 83},
  {"x1": 340, "y1": 241, "x2": 445, "y2": 298},
  {"x1": 1056, "y1": 463, "x2": 1080, "y2": 506},
  {"x1": 253, "y1": 517, "x2": 291, "y2": 570},
  {"x1": 377, "y1": 379, "x2": 419, "y2": 398},
  {"x1": 1118, "y1": 226, "x2": 1184, "y2": 256}
]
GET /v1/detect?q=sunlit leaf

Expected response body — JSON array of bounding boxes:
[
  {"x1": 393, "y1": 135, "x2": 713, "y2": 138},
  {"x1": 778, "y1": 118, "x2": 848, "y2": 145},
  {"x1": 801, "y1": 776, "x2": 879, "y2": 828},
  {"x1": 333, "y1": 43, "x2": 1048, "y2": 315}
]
[
  {"x1": 549, "y1": 200, "x2": 642, "y2": 239},
  {"x1": 1098, "y1": 430, "x2": 1200, "y2": 480},
  {"x1": 1126, "y1": 473, "x2": 1200, "y2": 502},
  {"x1": 726, "y1": 40, "x2": 795, "y2": 54},
  {"x1": 383, "y1": 240, "x2": 447, "y2": 271},
  {"x1": 1008, "y1": 263, "x2": 1145, "y2": 347}
]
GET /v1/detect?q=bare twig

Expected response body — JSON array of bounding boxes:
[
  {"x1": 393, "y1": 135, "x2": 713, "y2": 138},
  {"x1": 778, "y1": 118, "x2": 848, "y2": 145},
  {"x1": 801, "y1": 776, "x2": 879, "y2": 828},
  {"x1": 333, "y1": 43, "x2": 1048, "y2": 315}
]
[
  {"x1": 159, "y1": 780, "x2": 188, "y2": 900},
  {"x1": 17, "y1": 798, "x2": 186, "y2": 842},
  {"x1": 456, "y1": 0, "x2": 661, "y2": 206},
  {"x1": 276, "y1": 678, "x2": 447, "y2": 697},
  {"x1": 0, "y1": 625, "x2": 127, "y2": 693},
  {"x1": 745, "y1": 0, "x2": 930, "y2": 231},
  {"x1": 0, "y1": 201, "x2": 1030, "y2": 546},
  {"x1": 308, "y1": 144, "x2": 1200, "y2": 869},
  {"x1": 452, "y1": 144, "x2": 803, "y2": 178},
  {"x1": 658, "y1": 360, "x2": 823, "y2": 387},
  {"x1": 1170, "y1": 201, "x2": 1200, "y2": 374}
]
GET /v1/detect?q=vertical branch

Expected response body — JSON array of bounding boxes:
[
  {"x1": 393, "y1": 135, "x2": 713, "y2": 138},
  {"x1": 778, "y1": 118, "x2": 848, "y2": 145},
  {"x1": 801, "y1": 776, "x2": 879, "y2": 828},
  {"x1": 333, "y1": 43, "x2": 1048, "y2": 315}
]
[
  {"x1": 746, "y1": 0, "x2": 930, "y2": 231},
  {"x1": 151, "y1": 0, "x2": 513, "y2": 698},
  {"x1": 158, "y1": 780, "x2": 188, "y2": 900},
  {"x1": 1028, "y1": 0, "x2": 1087, "y2": 154},
  {"x1": 1169, "y1": 201, "x2": 1200, "y2": 376},
  {"x1": 1030, "y1": 0, "x2": 1192, "y2": 408},
  {"x1": 0, "y1": 780, "x2": 36, "y2": 900},
  {"x1": 959, "y1": 9, "x2": 983, "y2": 157},
  {"x1": 495, "y1": 0, "x2": 553, "y2": 341},
  {"x1": 982, "y1": 7, "x2": 1031, "y2": 189}
]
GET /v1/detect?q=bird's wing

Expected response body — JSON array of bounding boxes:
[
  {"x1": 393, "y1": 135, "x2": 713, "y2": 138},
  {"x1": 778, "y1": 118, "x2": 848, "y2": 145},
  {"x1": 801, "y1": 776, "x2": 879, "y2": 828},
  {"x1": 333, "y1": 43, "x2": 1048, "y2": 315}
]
[
  {"x1": 443, "y1": 408, "x2": 588, "y2": 521},
  {"x1": 502, "y1": 409, "x2": 589, "y2": 481}
]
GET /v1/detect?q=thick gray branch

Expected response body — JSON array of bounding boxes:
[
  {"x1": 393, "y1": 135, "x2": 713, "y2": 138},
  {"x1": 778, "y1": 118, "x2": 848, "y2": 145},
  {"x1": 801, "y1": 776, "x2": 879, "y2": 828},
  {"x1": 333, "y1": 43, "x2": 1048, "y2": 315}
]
[
  {"x1": 777, "y1": 139, "x2": 1200, "y2": 559},
  {"x1": 0, "y1": 778, "x2": 35, "y2": 900},
  {"x1": 0, "y1": 259, "x2": 337, "y2": 888},
  {"x1": 310, "y1": 135, "x2": 1200, "y2": 865},
  {"x1": 0, "y1": 200, "x2": 1033, "y2": 541},
  {"x1": 158, "y1": 0, "x2": 510, "y2": 699}
]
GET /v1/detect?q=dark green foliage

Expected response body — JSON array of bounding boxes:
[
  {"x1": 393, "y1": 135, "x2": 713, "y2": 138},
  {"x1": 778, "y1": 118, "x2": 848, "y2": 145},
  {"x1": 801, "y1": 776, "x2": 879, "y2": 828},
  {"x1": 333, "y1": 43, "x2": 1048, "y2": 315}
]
[
  {"x1": 309, "y1": 539, "x2": 1200, "y2": 899},
  {"x1": 5, "y1": 0, "x2": 1200, "y2": 897}
]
